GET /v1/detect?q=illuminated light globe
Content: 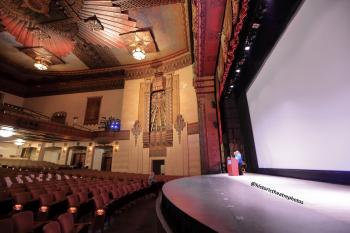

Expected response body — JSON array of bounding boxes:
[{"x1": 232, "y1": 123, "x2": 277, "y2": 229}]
[
  {"x1": 0, "y1": 127, "x2": 14, "y2": 138},
  {"x1": 132, "y1": 47, "x2": 146, "y2": 60},
  {"x1": 14, "y1": 139, "x2": 25, "y2": 146},
  {"x1": 34, "y1": 57, "x2": 50, "y2": 70}
]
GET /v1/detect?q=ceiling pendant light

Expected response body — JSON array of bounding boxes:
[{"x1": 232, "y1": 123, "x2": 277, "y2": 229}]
[
  {"x1": 14, "y1": 139, "x2": 25, "y2": 146},
  {"x1": 34, "y1": 56, "x2": 51, "y2": 70},
  {"x1": 0, "y1": 127, "x2": 14, "y2": 138},
  {"x1": 132, "y1": 47, "x2": 146, "y2": 60}
]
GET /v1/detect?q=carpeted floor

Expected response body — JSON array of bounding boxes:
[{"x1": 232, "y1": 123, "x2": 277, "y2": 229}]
[{"x1": 105, "y1": 196, "x2": 158, "y2": 233}]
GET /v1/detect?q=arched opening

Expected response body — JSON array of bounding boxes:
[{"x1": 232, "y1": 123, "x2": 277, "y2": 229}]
[
  {"x1": 21, "y1": 147, "x2": 37, "y2": 160},
  {"x1": 66, "y1": 146, "x2": 87, "y2": 168},
  {"x1": 92, "y1": 146, "x2": 113, "y2": 171},
  {"x1": 43, "y1": 146, "x2": 61, "y2": 164}
]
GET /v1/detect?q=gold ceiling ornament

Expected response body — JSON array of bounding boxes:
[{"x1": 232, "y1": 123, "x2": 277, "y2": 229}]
[
  {"x1": 20, "y1": 0, "x2": 51, "y2": 16},
  {"x1": 84, "y1": 16, "x2": 103, "y2": 32},
  {"x1": 120, "y1": 29, "x2": 158, "y2": 60}
]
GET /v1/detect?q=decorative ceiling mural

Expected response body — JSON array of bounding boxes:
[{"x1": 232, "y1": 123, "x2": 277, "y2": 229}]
[
  {"x1": 0, "y1": 0, "x2": 191, "y2": 96},
  {"x1": 0, "y1": 0, "x2": 189, "y2": 72}
]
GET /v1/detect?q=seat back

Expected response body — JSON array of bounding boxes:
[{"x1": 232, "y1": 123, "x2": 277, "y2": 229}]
[
  {"x1": 40, "y1": 193, "x2": 54, "y2": 206},
  {"x1": 14, "y1": 192, "x2": 32, "y2": 204},
  {"x1": 101, "y1": 192, "x2": 110, "y2": 205},
  {"x1": 67, "y1": 194, "x2": 79, "y2": 207},
  {"x1": 0, "y1": 217, "x2": 14, "y2": 233},
  {"x1": 53, "y1": 191, "x2": 66, "y2": 202},
  {"x1": 43, "y1": 221, "x2": 61, "y2": 233},
  {"x1": 57, "y1": 213, "x2": 74, "y2": 233},
  {"x1": 78, "y1": 192, "x2": 88, "y2": 204},
  {"x1": 12, "y1": 211, "x2": 33, "y2": 233},
  {"x1": 93, "y1": 195, "x2": 104, "y2": 209}
]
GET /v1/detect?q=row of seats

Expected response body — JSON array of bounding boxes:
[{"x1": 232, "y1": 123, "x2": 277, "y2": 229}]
[
  {"x1": 0, "y1": 211, "x2": 89, "y2": 233},
  {"x1": 0, "y1": 166, "x2": 172, "y2": 233},
  {"x1": 0, "y1": 158, "x2": 68, "y2": 170}
]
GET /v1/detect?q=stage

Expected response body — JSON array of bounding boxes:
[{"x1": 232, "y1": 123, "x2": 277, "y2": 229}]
[{"x1": 161, "y1": 173, "x2": 350, "y2": 233}]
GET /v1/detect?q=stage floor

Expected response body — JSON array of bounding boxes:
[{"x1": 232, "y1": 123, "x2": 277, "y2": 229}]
[{"x1": 162, "y1": 173, "x2": 350, "y2": 233}]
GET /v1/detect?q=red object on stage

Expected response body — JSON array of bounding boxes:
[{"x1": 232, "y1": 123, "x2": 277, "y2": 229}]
[{"x1": 227, "y1": 157, "x2": 239, "y2": 176}]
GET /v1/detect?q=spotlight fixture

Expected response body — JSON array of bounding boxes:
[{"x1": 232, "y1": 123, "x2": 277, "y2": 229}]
[
  {"x1": 132, "y1": 47, "x2": 146, "y2": 60},
  {"x1": 33, "y1": 56, "x2": 51, "y2": 70},
  {"x1": 244, "y1": 46, "x2": 250, "y2": 51},
  {"x1": 14, "y1": 139, "x2": 25, "y2": 146},
  {"x1": 230, "y1": 85, "x2": 234, "y2": 88},
  {"x1": 236, "y1": 69, "x2": 241, "y2": 73},
  {"x1": 252, "y1": 23, "x2": 260, "y2": 29},
  {"x1": 0, "y1": 127, "x2": 14, "y2": 138}
]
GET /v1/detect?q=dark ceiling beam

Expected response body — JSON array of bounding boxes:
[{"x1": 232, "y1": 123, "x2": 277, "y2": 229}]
[
  {"x1": 192, "y1": 0, "x2": 226, "y2": 78},
  {"x1": 113, "y1": 0, "x2": 185, "y2": 11}
]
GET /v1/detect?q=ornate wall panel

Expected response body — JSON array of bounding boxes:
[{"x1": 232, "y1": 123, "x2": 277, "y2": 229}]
[{"x1": 138, "y1": 72, "x2": 180, "y2": 157}]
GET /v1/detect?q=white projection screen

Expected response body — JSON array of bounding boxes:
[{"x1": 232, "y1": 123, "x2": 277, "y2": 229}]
[{"x1": 246, "y1": 0, "x2": 350, "y2": 171}]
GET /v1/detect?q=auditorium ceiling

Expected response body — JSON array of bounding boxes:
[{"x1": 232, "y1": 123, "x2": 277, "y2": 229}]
[{"x1": 0, "y1": 0, "x2": 192, "y2": 95}]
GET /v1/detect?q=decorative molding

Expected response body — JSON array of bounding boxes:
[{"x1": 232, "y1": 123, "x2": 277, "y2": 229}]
[
  {"x1": 25, "y1": 77, "x2": 125, "y2": 97},
  {"x1": 113, "y1": 0, "x2": 185, "y2": 11},
  {"x1": 174, "y1": 114, "x2": 186, "y2": 142},
  {"x1": 219, "y1": 0, "x2": 249, "y2": 96},
  {"x1": 194, "y1": 76, "x2": 215, "y2": 94},
  {"x1": 187, "y1": 122, "x2": 199, "y2": 135},
  {"x1": 131, "y1": 120, "x2": 142, "y2": 146},
  {"x1": 125, "y1": 53, "x2": 192, "y2": 80},
  {"x1": 192, "y1": 0, "x2": 226, "y2": 77}
]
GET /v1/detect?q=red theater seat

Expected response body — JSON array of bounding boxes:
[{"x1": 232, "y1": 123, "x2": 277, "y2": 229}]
[
  {"x1": 12, "y1": 211, "x2": 45, "y2": 233},
  {"x1": 0, "y1": 217, "x2": 14, "y2": 233},
  {"x1": 57, "y1": 213, "x2": 90, "y2": 233},
  {"x1": 43, "y1": 221, "x2": 61, "y2": 233}
]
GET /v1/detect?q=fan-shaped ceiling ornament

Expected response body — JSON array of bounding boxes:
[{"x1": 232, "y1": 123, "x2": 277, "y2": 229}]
[
  {"x1": 120, "y1": 29, "x2": 158, "y2": 53},
  {"x1": 76, "y1": 0, "x2": 138, "y2": 48},
  {"x1": 0, "y1": 0, "x2": 74, "y2": 58},
  {"x1": 0, "y1": 13, "x2": 74, "y2": 57}
]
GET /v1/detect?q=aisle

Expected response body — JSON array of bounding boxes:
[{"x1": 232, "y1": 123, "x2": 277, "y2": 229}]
[{"x1": 106, "y1": 197, "x2": 158, "y2": 233}]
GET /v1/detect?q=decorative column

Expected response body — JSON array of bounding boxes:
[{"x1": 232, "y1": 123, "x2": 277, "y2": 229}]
[
  {"x1": 37, "y1": 143, "x2": 46, "y2": 161},
  {"x1": 195, "y1": 76, "x2": 221, "y2": 174}
]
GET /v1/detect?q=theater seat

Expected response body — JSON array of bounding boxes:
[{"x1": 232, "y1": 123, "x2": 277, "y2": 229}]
[
  {"x1": 57, "y1": 213, "x2": 90, "y2": 233},
  {"x1": 12, "y1": 211, "x2": 45, "y2": 233},
  {"x1": 43, "y1": 221, "x2": 61, "y2": 233},
  {"x1": 0, "y1": 217, "x2": 14, "y2": 233}
]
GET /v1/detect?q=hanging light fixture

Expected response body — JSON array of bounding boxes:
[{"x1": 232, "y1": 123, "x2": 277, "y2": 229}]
[
  {"x1": 132, "y1": 47, "x2": 146, "y2": 60},
  {"x1": 34, "y1": 56, "x2": 51, "y2": 70},
  {"x1": 0, "y1": 127, "x2": 14, "y2": 138},
  {"x1": 14, "y1": 139, "x2": 25, "y2": 146}
]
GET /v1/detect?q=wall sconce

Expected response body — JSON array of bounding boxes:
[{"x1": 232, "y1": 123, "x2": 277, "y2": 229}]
[
  {"x1": 115, "y1": 142, "x2": 119, "y2": 152},
  {"x1": 63, "y1": 143, "x2": 68, "y2": 152},
  {"x1": 88, "y1": 142, "x2": 93, "y2": 152}
]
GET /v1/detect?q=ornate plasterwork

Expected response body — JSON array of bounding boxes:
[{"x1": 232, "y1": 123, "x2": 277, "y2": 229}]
[
  {"x1": 174, "y1": 114, "x2": 186, "y2": 143},
  {"x1": 21, "y1": 0, "x2": 51, "y2": 16},
  {"x1": 139, "y1": 71, "x2": 180, "y2": 156},
  {"x1": 131, "y1": 120, "x2": 142, "y2": 146},
  {"x1": 113, "y1": 0, "x2": 185, "y2": 11}
]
